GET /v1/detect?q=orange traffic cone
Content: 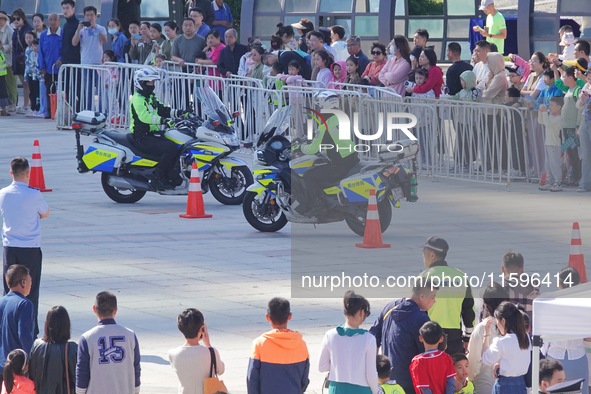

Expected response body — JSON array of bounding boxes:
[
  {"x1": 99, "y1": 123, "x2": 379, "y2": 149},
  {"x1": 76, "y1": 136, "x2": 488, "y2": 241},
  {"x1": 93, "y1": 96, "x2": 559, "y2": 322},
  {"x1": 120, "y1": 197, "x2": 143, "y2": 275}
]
[
  {"x1": 28, "y1": 140, "x2": 52, "y2": 192},
  {"x1": 568, "y1": 222, "x2": 587, "y2": 283},
  {"x1": 356, "y1": 189, "x2": 390, "y2": 249},
  {"x1": 180, "y1": 161, "x2": 212, "y2": 219}
]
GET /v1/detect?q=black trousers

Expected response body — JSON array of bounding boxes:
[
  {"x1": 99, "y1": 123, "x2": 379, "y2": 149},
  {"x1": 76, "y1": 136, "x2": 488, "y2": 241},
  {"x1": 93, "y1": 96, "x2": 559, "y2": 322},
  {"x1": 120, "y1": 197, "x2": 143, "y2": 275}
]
[
  {"x1": 64, "y1": 66, "x2": 82, "y2": 113},
  {"x1": 27, "y1": 77, "x2": 40, "y2": 112},
  {"x1": 134, "y1": 136, "x2": 179, "y2": 179},
  {"x1": 3, "y1": 247, "x2": 42, "y2": 337}
]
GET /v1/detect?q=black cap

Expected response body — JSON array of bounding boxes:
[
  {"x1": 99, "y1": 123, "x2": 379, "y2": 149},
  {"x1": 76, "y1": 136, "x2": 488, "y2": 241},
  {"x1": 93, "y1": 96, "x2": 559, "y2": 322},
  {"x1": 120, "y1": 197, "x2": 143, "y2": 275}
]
[
  {"x1": 424, "y1": 237, "x2": 449, "y2": 254},
  {"x1": 547, "y1": 378, "x2": 584, "y2": 393}
]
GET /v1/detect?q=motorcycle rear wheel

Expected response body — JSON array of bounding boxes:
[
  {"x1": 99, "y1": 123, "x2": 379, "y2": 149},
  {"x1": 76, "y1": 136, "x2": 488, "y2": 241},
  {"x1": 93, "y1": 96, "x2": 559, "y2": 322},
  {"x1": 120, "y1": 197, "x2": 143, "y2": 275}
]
[
  {"x1": 101, "y1": 173, "x2": 147, "y2": 204},
  {"x1": 345, "y1": 197, "x2": 392, "y2": 237},
  {"x1": 209, "y1": 165, "x2": 254, "y2": 205},
  {"x1": 243, "y1": 191, "x2": 288, "y2": 232}
]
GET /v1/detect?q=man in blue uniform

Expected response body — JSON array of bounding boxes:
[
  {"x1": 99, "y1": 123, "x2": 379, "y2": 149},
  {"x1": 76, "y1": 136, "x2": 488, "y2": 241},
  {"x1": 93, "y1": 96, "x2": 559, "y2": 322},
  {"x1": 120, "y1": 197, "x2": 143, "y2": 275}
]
[{"x1": 0, "y1": 157, "x2": 49, "y2": 337}]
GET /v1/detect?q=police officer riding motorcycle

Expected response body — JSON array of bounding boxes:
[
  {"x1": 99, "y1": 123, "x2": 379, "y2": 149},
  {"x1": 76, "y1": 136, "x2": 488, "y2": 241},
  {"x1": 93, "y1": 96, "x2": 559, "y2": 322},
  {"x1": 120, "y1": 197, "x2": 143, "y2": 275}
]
[
  {"x1": 130, "y1": 67, "x2": 189, "y2": 190},
  {"x1": 295, "y1": 91, "x2": 359, "y2": 214}
]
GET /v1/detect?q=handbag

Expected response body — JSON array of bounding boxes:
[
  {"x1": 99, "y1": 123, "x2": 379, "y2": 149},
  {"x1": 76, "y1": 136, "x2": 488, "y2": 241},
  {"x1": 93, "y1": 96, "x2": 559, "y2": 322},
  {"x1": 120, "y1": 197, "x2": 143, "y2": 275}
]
[{"x1": 203, "y1": 347, "x2": 228, "y2": 394}]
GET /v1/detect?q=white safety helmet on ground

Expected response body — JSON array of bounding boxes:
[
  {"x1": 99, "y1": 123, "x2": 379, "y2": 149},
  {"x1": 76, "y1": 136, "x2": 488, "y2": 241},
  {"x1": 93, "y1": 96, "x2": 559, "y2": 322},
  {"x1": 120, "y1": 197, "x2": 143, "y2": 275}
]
[
  {"x1": 313, "y1": 91, "x2": 340, "y2": 111},
  {"x1": 134, "y1": 67, "x2": 161, "y2": 93}
]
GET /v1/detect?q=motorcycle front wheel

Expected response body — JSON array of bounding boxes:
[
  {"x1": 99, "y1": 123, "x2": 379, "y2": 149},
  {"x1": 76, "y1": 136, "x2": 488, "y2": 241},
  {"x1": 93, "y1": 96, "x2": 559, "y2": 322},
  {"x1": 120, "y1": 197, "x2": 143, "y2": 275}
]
[
  {"x1": 345, "y1": 197, "x2": 392, "y2": 237},
  {"x1": 209, "y1": 165, "x2": 254, "y2": 205},
  {"x1": 243, "y1": 191, "x2": 288, "y2": 232},
  {"x1": 101, "y1": 173, "x2": 147, "y2": 204}
]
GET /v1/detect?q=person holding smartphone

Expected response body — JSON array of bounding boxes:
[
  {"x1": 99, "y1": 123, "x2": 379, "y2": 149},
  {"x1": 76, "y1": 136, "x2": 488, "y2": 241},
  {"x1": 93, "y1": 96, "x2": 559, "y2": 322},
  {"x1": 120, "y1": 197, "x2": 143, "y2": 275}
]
[
  {"x1": 72, "y1": 5, "x2": 106, "y2": 110},
  {"x1": 168, "y1": 308, "x2": 225, "y2": 394}
]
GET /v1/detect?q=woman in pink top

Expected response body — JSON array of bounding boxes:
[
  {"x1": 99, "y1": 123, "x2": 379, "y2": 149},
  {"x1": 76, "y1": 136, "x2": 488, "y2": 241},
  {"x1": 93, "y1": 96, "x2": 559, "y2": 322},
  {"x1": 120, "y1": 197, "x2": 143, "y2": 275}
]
[
  {"x1": 408, "y1": 48, "x2": 444, "y2": 98},
  {"x1": 362, "y1": 42, "x2": 387, "y2": 86},
  {"x1": 379, "y1": 35, "x2": 412, "y2": 96},
  {"x1": 197, "y1": 30, "x2": 226, "y2": 78}
]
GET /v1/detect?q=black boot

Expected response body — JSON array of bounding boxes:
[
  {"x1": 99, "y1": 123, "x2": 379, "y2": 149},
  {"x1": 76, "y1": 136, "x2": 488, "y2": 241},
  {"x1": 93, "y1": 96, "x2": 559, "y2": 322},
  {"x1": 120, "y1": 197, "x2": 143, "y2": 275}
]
[{"x1": 151, "y1": 169, "x2": 168, "y2": 191}]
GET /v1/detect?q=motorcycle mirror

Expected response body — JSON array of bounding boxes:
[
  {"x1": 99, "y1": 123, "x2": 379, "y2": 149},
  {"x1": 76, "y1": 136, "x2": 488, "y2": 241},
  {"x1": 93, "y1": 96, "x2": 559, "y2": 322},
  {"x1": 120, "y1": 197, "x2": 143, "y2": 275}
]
[{"x1": 232, "y1": 111, "x2": 240, "y2": 118}]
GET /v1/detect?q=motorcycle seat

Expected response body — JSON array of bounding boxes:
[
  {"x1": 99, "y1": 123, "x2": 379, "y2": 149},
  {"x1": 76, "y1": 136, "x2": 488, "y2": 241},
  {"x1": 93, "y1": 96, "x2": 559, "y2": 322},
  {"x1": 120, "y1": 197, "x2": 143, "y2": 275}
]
[
  {"x1": 344, "y1": 160, "x2": 373, "y2": 178},
  {"x1": 102, "y1": 130, "x2": 161, "y2": 161}
]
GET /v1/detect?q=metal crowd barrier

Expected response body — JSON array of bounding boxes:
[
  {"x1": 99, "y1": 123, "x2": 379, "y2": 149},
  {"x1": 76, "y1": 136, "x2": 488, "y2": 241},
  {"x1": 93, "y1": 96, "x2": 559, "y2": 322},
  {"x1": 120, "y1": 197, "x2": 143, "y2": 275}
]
[{"x1": 57, "y1": 63, "x2": 530, "y2": 185}]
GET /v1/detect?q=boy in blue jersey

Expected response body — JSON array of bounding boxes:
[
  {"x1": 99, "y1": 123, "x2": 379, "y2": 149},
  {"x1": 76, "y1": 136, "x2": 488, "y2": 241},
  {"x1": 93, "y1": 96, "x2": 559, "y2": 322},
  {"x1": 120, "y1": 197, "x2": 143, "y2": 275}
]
[{"x1": 76, "y1": 291, "x2": 141, "y2": 394}]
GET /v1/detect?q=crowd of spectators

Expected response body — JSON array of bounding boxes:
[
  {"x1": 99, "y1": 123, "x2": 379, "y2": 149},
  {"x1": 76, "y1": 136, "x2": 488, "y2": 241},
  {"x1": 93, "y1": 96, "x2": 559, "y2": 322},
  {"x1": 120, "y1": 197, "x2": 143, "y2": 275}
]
[{"x1": 1, "y1": 0, "x2": 591, "y2": 192}]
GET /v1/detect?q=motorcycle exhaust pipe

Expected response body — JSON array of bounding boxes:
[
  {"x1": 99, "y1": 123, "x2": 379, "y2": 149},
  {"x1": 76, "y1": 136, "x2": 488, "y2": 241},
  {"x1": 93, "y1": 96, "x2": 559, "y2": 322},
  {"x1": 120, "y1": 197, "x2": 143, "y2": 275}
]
[{"x1": 107, "y1": 175, "x2": 151, "y2": 191}]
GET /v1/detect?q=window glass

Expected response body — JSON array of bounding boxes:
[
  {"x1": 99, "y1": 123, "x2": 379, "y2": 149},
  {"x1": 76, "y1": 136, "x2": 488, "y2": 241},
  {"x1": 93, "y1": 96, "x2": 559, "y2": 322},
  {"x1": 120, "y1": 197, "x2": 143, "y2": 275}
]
[
  {"x1": 446, "y1": 19, "x2": 471, "y2": 38},
  {"x1": 255, "y1": 16, "x2": 281, "y2": 37},
  {"x1": 141, "y1": 0, "x2": 170, "y2": 18},
  {"x1": 532, "y1": 17, "x2": 558, "y2": 39},
  {"x1": 408, "y1": 19, "x2": 444, "y2": 39},
  {"x1": 354, "y1": 15, "x2": 378, "y2": 37},
  {"x1": 254, "y1": 0, "x2": 283, "y2": 12},
  {"x1": 394, "y1": 19, "x2": 406, "y2": 36},
  {"x1": 355, "y1": 0, "x2": 380, "y2": 13},
  {"x1": 533, "y1": 41, "x2": 557, "y2": 56},
  {"x1": 320, "y1": 0, "x2": 352, "y2": 12},
  {"x1": 395, "y1": 0, "x2": 405, "y2": 16},
  {"x1": 559, "y1": 1, "x2": 587, "y2": 14},
  {"x1": 447, "y1": 0, "x2": 474, "y2": 15},
  {"x1": 285, "y1": 0, "x2": 317, "y2": 13}
]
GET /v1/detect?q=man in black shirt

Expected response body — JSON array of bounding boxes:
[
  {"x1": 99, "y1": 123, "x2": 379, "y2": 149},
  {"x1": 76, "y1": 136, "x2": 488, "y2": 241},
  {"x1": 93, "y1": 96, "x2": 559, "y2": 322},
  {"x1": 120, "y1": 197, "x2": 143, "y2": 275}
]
[
  {"x1": 410, "y1": 29, "x2": 429, "y2": 69},
  {"x1": 60, "y1": 0, "x2": 81, "y2": 112},
  {"x1": 445, "y1": 42, "x2": 473, "y2": 96},
  {"x1": 217, "y1": 28, "x2": 248, "y2": 77},
  {"x1": 262, "y1": 50, "x2": 311, "y2": 80}
]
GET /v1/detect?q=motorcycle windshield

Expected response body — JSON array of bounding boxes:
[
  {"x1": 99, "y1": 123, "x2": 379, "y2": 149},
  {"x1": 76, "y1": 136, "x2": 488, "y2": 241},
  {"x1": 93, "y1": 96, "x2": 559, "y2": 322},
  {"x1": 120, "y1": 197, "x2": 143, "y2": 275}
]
[
  {"x1": 257, "y1": 106, "x2": 291, "y2": 147},
  {"x1": 195, "y1": 86, "x2": 233, "y2": 128}
]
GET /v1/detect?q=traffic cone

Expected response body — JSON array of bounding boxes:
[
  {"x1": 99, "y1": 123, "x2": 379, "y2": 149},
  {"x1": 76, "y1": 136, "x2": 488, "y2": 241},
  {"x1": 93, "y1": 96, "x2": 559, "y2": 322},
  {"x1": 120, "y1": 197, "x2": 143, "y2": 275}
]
[
  {"x1": 568, "y1": 222, "x2": 587, "y2": 283},
  {"x1": 179, "y1": 161, "x2": 212, "y2": 219},
  {"x1": 356, "y1": 189, "x2": 390, "y2": 249},
  {"x1": 28, "y1": 140, "x2": 52, "y2": 192}
]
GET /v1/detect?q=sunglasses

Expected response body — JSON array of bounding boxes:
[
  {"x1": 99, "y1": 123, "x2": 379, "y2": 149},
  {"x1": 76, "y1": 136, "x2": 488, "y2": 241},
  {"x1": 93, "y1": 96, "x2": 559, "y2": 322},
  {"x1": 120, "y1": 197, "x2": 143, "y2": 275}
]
[{"x1": 371, "y1": 51, "x2": 383, "y2": 55}]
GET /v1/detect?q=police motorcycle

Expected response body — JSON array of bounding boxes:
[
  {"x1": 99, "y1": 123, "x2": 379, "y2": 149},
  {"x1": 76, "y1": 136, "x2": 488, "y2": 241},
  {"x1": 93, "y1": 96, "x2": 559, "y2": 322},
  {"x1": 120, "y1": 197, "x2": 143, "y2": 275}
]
[
  {"x1": 73, "y1": 77, "x2": 253, "y2": 205},
  {"x1": 242, "y1": 93, "x2": 420, "y2": 235}
]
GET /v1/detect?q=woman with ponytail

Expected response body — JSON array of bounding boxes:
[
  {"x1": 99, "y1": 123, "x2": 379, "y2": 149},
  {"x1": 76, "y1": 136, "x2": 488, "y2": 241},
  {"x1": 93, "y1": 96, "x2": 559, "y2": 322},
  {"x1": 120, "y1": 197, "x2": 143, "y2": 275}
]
[
  {"x1": 2, "y1": 349, "x2": 35, "y2": 394},
  {"x1": 481, "y1": 301, "x2": 531, "y2": 394}
]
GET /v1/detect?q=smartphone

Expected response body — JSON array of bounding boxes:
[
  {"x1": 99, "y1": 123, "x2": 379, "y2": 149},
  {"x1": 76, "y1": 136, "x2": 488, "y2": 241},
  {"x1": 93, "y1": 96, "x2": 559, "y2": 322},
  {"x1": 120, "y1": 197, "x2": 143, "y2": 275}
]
[{"x1": 81, "y1": 21, "x2": 91, "y2": 27}]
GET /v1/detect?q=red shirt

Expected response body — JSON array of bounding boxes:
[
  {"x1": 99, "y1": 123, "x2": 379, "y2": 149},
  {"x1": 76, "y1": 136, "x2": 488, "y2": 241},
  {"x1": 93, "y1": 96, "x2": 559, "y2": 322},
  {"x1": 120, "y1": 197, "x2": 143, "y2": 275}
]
[{"x1": 410, "y1": 349, "x2": 456, "y2": 394}]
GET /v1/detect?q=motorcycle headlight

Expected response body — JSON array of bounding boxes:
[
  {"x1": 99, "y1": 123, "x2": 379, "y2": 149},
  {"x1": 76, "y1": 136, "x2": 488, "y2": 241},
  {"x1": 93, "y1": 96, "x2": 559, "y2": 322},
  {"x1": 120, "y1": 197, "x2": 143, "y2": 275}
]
[{"x1": 221, "y1": 134, "x2": 240, "y2": 147}]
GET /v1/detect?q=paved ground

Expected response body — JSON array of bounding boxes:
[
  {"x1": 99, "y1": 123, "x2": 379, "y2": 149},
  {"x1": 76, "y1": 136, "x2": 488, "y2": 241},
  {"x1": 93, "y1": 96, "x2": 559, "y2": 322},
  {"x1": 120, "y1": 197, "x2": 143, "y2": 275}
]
[{"x1": 0, "y1": 112, "x2": 590, "y2": 393}]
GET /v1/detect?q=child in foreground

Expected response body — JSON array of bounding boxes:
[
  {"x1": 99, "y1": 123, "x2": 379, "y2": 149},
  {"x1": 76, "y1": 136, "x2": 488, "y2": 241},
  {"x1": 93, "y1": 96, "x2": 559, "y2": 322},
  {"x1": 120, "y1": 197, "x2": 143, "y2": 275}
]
[
  {"x1": 377, "y1": 354, "x2": 406, "y2": 394},
  {"x1": 452, "y1": 353, "x2": 474, "y2": 394},
  {"x1": 247, "y1": 297, "x2": 310, "y2": 394},
  {"x1": 410, "y1": 321, "x2": 456, "y2": 394}
]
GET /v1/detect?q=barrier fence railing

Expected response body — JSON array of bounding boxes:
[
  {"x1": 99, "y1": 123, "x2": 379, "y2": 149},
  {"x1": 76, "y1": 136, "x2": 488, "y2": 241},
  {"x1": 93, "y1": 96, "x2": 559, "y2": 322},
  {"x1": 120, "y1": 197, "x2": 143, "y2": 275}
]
[{"x1": 57, "y1": 63, "x2": 530, "y2": 186}]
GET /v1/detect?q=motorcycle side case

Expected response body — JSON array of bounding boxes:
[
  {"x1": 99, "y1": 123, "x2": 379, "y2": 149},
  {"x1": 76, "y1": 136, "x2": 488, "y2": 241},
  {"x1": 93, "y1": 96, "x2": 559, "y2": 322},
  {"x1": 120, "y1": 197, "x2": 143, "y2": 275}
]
[
  {"x1": 379, "y1": 139, "x2": 419, "y2": 162},
  {"x1": 339, "y1": 172, "x2": 384, "y2": 203},
  {"x1": 82, "y1": 142, "x2": 126, "y2": 172},
  {"x1": 74, "y1": 111, "x2": 107, "y2": 133}
]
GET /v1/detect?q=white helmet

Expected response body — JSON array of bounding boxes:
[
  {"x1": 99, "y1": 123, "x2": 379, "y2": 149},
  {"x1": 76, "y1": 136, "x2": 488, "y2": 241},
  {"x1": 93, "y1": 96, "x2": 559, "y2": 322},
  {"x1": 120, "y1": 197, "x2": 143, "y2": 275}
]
[
  {"x1": 313, "y1": 91, "x2": 340, "y2": 111},
  {"x1": 134, "y1": 67, "x2": 161, "y2": 93}
]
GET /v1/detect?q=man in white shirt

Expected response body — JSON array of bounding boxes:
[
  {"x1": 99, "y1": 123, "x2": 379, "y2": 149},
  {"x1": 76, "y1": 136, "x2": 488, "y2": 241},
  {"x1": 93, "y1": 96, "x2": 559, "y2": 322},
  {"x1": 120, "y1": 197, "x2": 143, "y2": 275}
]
[
  {"x1": 72, "y1": 5, "x2": 106, "y2": 110},
  {"x1": 472, "y1": 40, "x2": 491, "y2": 91}
]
